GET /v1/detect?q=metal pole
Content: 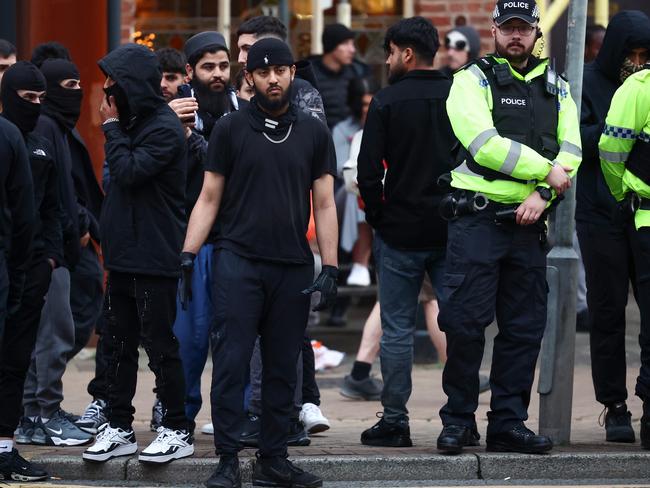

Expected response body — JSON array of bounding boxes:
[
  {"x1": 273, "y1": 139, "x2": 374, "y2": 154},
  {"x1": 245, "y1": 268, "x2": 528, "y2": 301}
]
[
  {"x1": 218, "y1": 0, "x2": 231, "y2": 48},
  {"x1": 0, "y1": 0, "x2": 17, "y2": 45},
  {"x1": 538, "y1": 0, "x2": 587, "y2": 445},
  {"x1": 107, "y1": 0, "x2": 121, "y2": 52},
  {"x1": 279, "y1": 0, "x2": 290, "y2": 36},
  {"x1": 311, "y1": 0, "x2": 323, "y2": 55}
]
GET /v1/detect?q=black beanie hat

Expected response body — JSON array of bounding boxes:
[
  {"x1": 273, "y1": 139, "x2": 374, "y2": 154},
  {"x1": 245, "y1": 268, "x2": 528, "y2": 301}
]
[
  {"x1": 246, "y1": 38, "x2": 294, "y2": 72},
  {"x1": 322, "y1": 23, "x2": 355, "y2": 54},
  {"x1": 184, "y1": 31, "x2": 228, "y2": 65}
]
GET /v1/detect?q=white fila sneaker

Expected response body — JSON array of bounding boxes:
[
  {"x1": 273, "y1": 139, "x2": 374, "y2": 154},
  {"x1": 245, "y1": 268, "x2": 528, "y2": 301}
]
[
  {"x1": 82, "y1": 425, "x2": 137, "y2": 462},
  {"x1": 138, "y1": 427, "x2": 194, "y2": 464}
]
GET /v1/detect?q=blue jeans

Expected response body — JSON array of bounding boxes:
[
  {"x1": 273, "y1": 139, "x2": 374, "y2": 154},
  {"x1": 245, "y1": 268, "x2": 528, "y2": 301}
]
[
  {"x1": 374, "y1": 233, "x2": 446, "y2": 423},
  {"x1": 173, "y1": 243, "x2": 215, "y2": 422}
]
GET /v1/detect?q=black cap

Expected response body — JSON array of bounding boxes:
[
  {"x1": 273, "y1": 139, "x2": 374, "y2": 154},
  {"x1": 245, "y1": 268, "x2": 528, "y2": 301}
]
[
  {"x1": 322, "y1": 23, "x2": 355, "y2": 54},
  {"x1": 184, "y1": 31, "x2": 228, "y2": 64},
  {"x1": 246, "y1": 38, "x2": 294, "y2": 72},
  {"x1": 492, "y1": 0, "x2": 540, "y2": 25}
]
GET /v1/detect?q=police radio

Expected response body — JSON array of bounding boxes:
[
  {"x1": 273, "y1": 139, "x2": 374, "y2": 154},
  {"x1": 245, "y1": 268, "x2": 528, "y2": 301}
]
[{"x1": 544, "y1": 59, "x2": 558, "y2": 97}]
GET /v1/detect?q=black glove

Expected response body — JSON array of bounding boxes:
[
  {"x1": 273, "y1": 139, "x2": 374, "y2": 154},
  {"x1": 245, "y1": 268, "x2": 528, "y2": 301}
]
[
  {"x1": 179, "y1": 251, "x2": 196, "y2": 310},
  {"x1": 301, "y1": 265, "x2": 339, "y2": 311},
  {"x1": 612, "y1": 193, "x2": 640, "y2": 226}
]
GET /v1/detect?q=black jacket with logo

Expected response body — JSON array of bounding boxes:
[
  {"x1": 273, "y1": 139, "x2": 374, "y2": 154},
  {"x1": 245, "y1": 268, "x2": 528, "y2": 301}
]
[
  {"x1": 577, "y1": 10, "x2": 650, "y2": 225},
  {"x1": 357, "y1": 70, "x2": 455, "y2": 250},
  {"x1": 98, "y1": 44, "x2": 187, "y2": 278},
  {"x1": 23, "y1": 133, "x2": 63, "y2": 265}
]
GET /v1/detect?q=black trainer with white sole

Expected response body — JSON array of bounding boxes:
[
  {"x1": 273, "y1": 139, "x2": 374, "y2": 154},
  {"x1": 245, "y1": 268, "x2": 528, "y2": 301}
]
[
  {"x1": 139, "y1": 427, "x2": 194, "y2": 464},
  {"x1": 83, "y1": 425, "x2": 138, "y2": 462},
  {"x1": 0, "y1": 449, "x2": 48, "y2": 482}
]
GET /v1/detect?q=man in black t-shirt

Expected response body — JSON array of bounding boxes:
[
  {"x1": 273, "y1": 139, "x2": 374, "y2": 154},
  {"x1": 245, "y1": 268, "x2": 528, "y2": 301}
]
[{"x1": 181, "y1": 39, "x2": 338, "y2": 488}]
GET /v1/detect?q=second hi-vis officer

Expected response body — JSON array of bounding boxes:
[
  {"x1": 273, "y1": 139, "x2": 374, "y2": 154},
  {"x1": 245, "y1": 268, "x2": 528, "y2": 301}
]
[
  {"x1": 436, "y1": 0, "x2": 581, "y2": 455},
  {"x1": 600, "y1": 67, "x2": 650, "y2": 448}
]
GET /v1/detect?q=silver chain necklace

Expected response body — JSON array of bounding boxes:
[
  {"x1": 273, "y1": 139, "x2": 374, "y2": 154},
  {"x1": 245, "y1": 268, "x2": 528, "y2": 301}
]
[{"x1": 263, "y1": 124, "x2": 293, "y2": 144}]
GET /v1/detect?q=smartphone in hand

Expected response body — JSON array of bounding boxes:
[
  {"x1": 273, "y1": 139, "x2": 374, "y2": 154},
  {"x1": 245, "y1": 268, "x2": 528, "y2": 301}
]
[{"x1": 177, "y1": 83, "x2": 193, "y2": 98}]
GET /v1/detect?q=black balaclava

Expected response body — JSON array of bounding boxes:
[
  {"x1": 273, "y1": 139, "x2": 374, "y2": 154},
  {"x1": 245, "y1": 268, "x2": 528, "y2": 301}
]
[
  {"x1": 40, "y1": 58, "x2": 83, "y2": 130},
  {"x1": 1, "y1": 61, "x2": 46, "y2": 134}
]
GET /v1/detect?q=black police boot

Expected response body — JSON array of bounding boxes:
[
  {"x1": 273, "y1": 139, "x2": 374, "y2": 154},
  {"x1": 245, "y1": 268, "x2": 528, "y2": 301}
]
[
  {"x1": 437, "y1": 425, "x2": 480, "y2": 454},
  {"x1": 287, "y1": 419, "x2": 310, "y2": 447},
  {"x1": 252, "y1": 455, "x2": 322, "y2": 488},
  {"x1": 486, "y1": 423, "x2": 553, "y2": 454},
  {"x1": 601, "y1": 402, "x2": 635, "y2": 443},
  {"x1": 240, "y1": 413, "x2": 261, "y2": 447},
  {"x1": 206, "y1": 455, "x2": 241, "y2": 488},
  {"x1": 360, "y1": 414, "x2": 412, "y2": 447}
]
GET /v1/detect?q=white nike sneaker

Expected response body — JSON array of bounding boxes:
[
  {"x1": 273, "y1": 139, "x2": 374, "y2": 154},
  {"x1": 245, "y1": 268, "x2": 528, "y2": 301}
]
[
  {"x1": 138, "y1": 427, "x2": 194, "y2": 464},
  {"x1": 299, "y1": 403, "x2": 330, "y2": 434},
  {"x1": 82, "y1": 425, "x2": 137, "y2": 462},
  {"x1": 201, "y1": 423, "x2": 214, "y2": 435}
]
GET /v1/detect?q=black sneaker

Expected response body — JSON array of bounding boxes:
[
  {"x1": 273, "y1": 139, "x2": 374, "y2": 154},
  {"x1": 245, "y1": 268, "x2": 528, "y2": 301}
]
[
  {"x1": 287, "y1": 420, "x2": 310, "y2": 447},
  {"x1": 206, "y1": 455, "x2": 241, "y2": 488},
  {"x1": 240, "y1": 414, "x2": 261, "y2": 447},
  {"x1": 360, "y1": 414, "x2": 412, "y2": 447},
  {"x1": 150, "y1": 398, "x2": 165, "y2": 432},
  {"x1": 599, "y1": 402, "x2": 635, "y2": 443},
  {"x1": 253, "y1": 455, "x2": 322, "y2": 488},
  {"x1": 486, "y1": 423, "x2": 553, "y2": 454},
  {"x1": 0, "y1": 448, "x2": 48, "y2": 482},
  {"x1": 437, "y1": 425, "x2": 480, "y2": 454},
  {"x1": 340, "y1": 375, "x2": 382, "y2": 401}
]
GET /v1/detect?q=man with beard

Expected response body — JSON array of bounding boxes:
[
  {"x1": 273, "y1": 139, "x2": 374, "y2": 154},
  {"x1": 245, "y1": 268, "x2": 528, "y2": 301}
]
[
  {"x1": 0, "y1": 61, "x2": 54, "y2": 483},
  {"x1": 356, "y1": 16, "x2": 455, "y2": 448},
  {"x1": 156, "y1": 48, "x2": 188, "y2": 103},
  {"x1": 82, "y1": 43, "x2": 191, "y2": 464},
  {"x1": 183, "y1": 38, "x2": 337, "y2": 488},
  {"x1": 577, "y1": 10, "x2": 650, "y2": 444},
  {"x1": 0, "y1": 39, "x2": 17, "y2": 108},
  {"x1": 149, "y1": 31, "x2": 242, "y2": 433},
  {"x1": 436, "y1": 0, "x2": 581, "y2": 454}
]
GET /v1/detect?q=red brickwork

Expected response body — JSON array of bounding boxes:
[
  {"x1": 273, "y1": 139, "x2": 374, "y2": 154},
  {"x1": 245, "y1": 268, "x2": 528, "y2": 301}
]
[
  {"x1": 121, "y1": 0, "x2": 137, "y2": 44},
  {"x1": 417, "y1": 0, "x2": 497, "y2": 57}
]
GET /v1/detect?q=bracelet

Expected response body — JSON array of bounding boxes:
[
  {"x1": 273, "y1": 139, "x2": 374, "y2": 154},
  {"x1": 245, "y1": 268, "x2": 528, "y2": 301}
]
[{"x1": 103, "y1": 117, "x2": 120, "y2": 125}]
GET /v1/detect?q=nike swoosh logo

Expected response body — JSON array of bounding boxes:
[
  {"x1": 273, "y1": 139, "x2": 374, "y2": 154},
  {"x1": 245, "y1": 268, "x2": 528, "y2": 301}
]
[{"x1": 48, "y1": 427, "x2": 63, "y2": 435}]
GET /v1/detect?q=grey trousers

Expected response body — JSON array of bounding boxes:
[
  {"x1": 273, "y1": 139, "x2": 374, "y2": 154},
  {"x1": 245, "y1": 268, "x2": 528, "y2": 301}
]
[{"x1": 23, "y1": 267, "x2": 75, "y2": 417}]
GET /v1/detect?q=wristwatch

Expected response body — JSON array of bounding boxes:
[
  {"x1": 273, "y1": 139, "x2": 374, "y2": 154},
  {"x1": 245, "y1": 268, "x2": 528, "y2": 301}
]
[
  {"x1": 535, "y1": 186, "x2": 553, "y2": 202},
  {"x1": 102, "y1": 117, "x2": 120, "y2": 125}
]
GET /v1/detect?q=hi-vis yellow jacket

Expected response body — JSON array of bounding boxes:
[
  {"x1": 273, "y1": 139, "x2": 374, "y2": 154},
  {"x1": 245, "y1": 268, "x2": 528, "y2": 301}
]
[
  {"x1": 599, "y1": 68, "x2": 650, "y2": 229},
  {"x1": 447, "y1": 55, "x2": 582, "y2": 204}
]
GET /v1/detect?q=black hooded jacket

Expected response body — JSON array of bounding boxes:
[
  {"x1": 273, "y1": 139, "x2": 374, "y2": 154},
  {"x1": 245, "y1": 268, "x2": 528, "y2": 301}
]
[
  {"x1": 98, "y1": 44, "x2": 187, "y2": 277},
  {"x1": 0, "y1": 117, "x2": 35, "y2": 278},
  {"x1": 577, "y1": 10, "x2": 650, "y2": 225}
]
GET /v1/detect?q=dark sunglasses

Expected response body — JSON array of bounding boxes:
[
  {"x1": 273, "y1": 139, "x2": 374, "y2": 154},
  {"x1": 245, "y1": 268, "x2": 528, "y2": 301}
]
[{"x1": 445, "y1": 39, "x2": 467, "y2": 50}]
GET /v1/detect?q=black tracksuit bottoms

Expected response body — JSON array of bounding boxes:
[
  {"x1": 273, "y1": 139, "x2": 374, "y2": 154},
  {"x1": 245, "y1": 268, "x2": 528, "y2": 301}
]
[
  {"x1": 209, "y1": 248, "x2": 312, "y2": 458},
  {"x1": 0, "y1": 259, "x2": 52, "y2": 437},
  {"x1": 103, "y1": 271, "x2": 188, "y2": 431}
]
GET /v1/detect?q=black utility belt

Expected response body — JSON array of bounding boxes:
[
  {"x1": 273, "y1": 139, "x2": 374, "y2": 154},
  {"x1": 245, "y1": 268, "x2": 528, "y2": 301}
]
[{"x1": 439, "y1": 190, "x2": 517, "y2": 222}]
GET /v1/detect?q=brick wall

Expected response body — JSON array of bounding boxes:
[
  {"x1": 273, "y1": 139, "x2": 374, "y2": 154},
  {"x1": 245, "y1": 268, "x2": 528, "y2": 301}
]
[
  {"x1": 121, "y1": 0, "x2": 137, "y2": 44},
  {"x1": 417, "y1": 0, "x2": 496, "y2": 57}
]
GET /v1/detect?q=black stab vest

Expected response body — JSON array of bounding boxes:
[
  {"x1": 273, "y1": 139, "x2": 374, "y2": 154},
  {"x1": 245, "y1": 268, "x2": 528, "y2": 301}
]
[{"x1": 461, "y1": 57, "x2": 560, "y2": 184}]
